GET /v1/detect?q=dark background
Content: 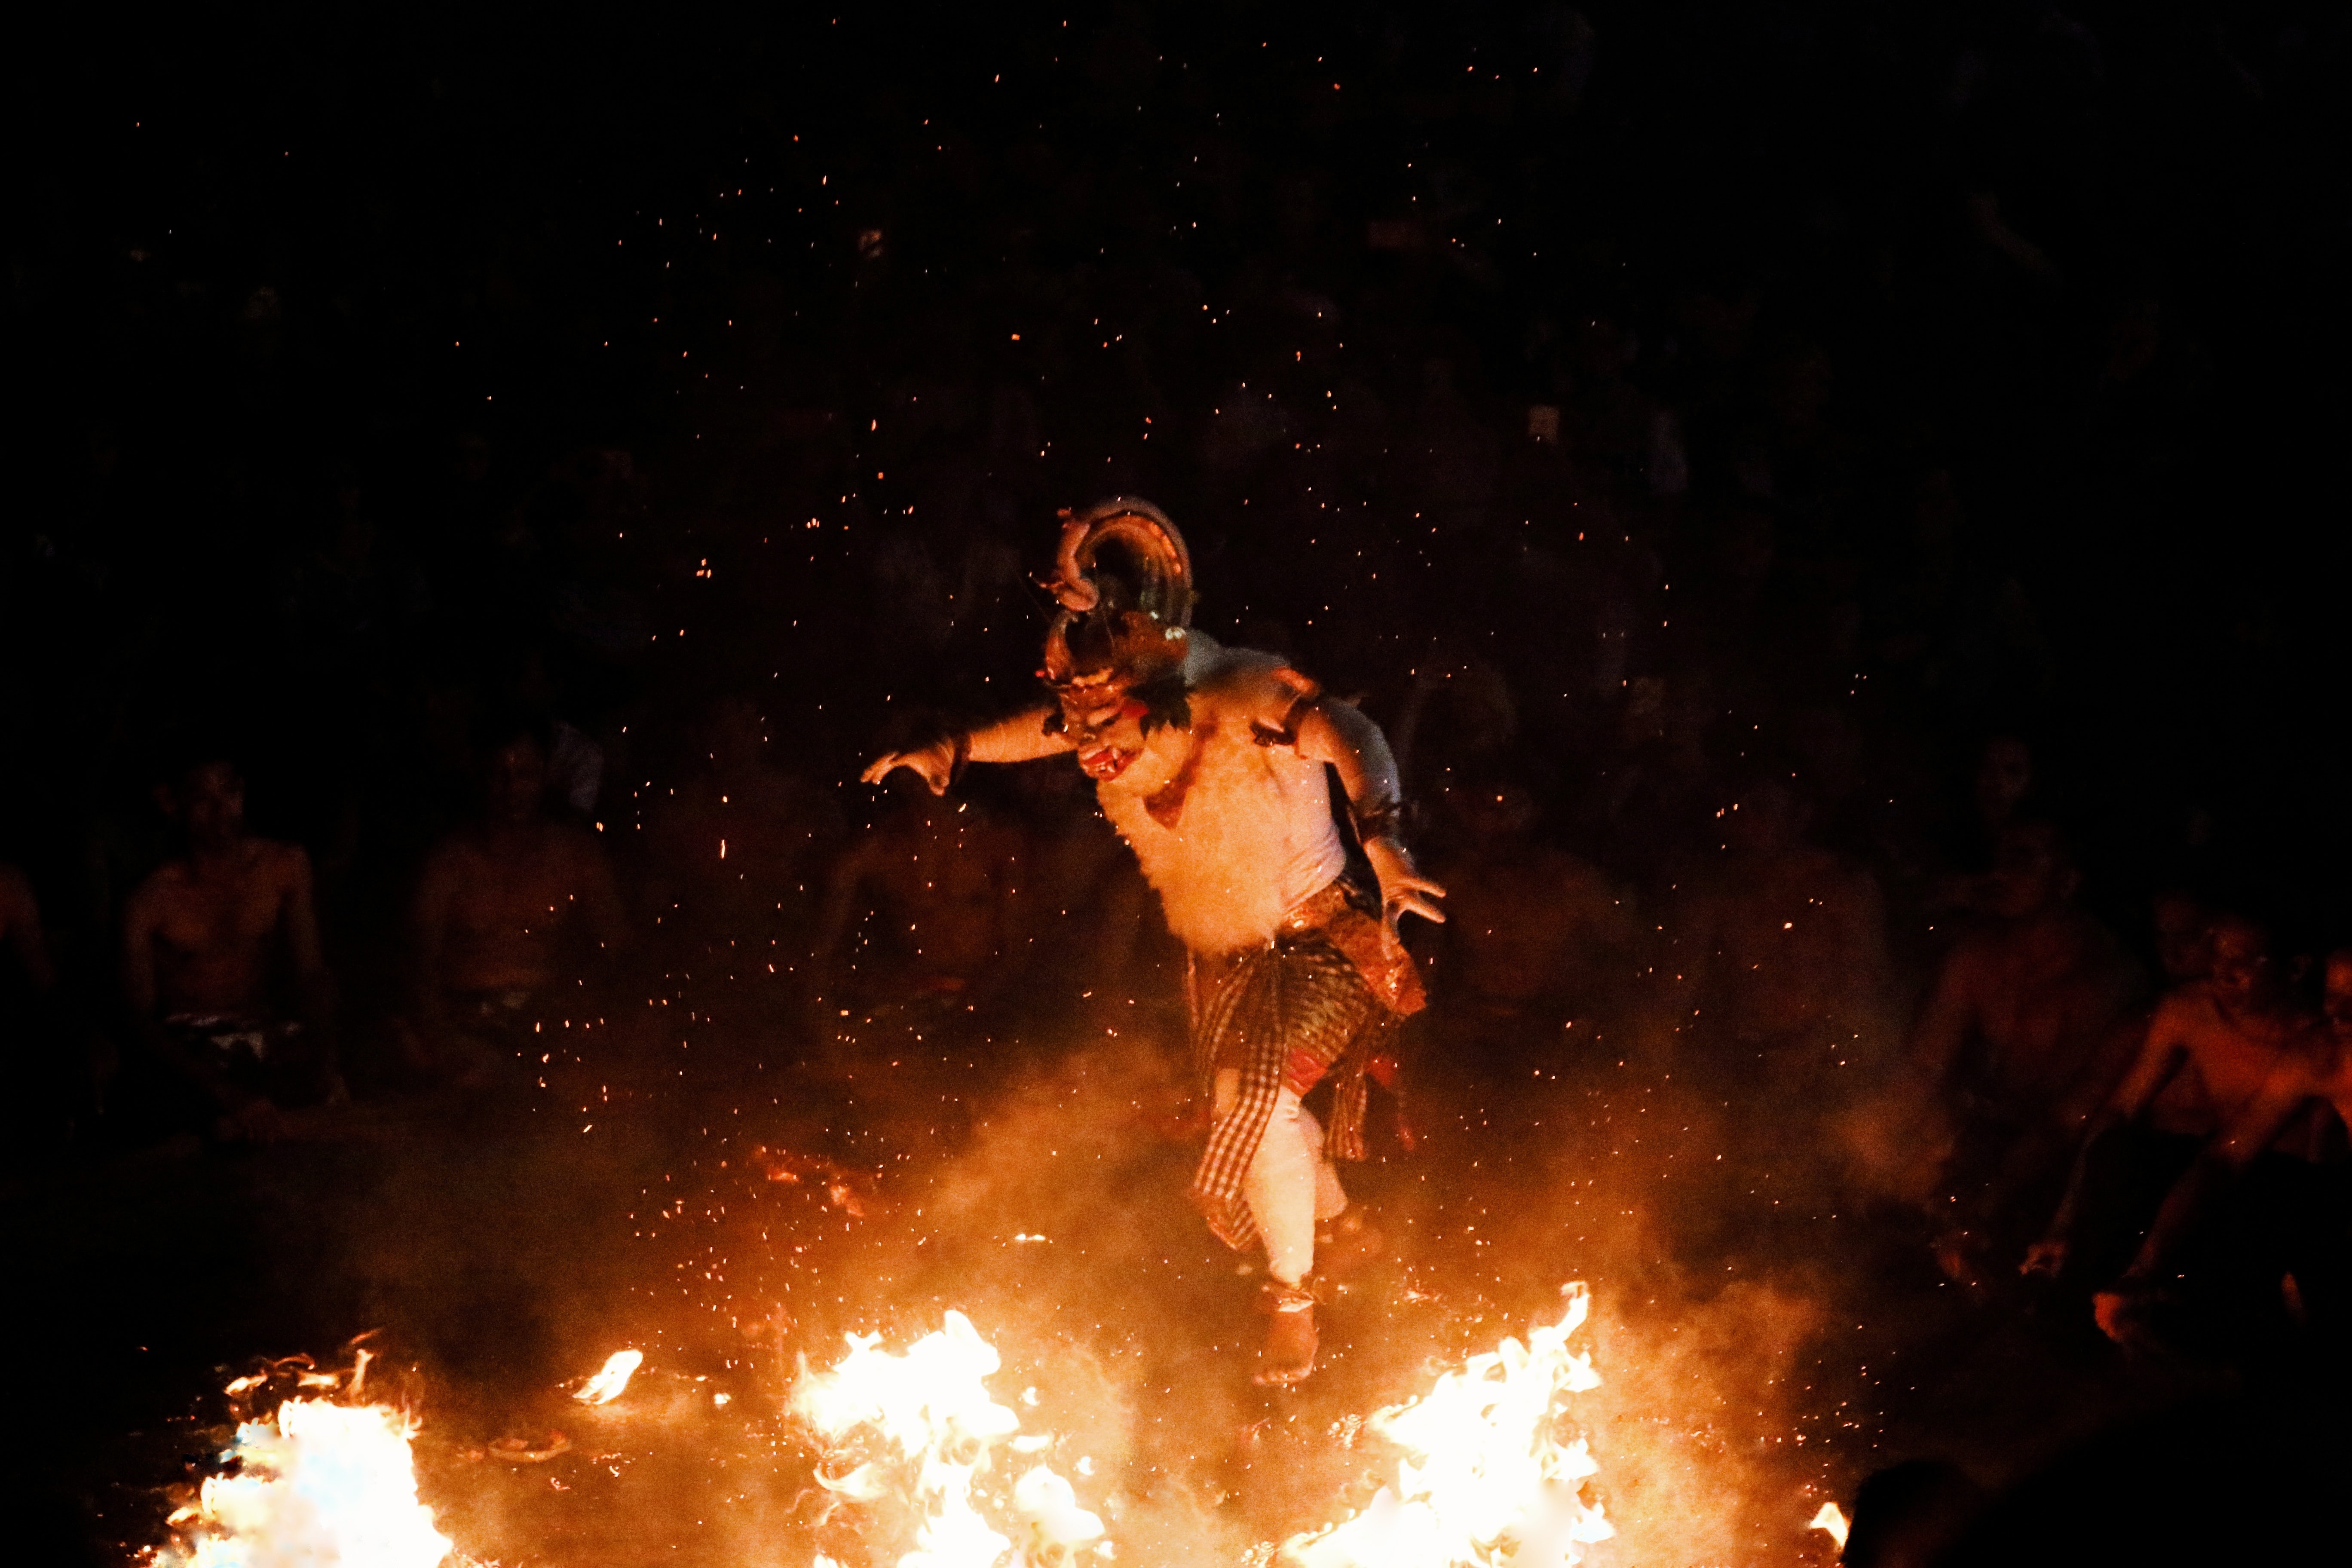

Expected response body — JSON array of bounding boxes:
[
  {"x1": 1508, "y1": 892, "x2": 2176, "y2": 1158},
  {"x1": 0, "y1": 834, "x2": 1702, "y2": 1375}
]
[{"x1": 9, "y1": 2, "x2": 2348, "y2": 967}]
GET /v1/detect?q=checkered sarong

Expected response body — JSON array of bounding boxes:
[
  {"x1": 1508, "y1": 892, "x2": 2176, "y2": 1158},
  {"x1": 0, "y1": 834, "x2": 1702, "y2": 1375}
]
[{"x1": 1186, "y1": 931, "x2": 1395, "y2": 1252}]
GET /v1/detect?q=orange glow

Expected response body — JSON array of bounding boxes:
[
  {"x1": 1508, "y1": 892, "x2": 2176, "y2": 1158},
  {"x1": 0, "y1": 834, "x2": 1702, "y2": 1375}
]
[
  {"x1": 1284, "y1": 1285, "x2": 1612, "y2": 1568},
  {"x1": 158, "y1": 1396, "x2": 451, "y2": 1568},
  {"x1": 575, "y1": 1348, "x2": 644, "y2": 1404},
  {"x1": 793, "y1": 1310, "x2": 1105, "y2": 1568}
]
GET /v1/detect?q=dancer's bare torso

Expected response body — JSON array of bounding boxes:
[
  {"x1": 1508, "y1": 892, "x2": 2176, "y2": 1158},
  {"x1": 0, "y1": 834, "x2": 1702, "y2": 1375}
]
[
  {"x1": 1091, "y1": 640, "x2": 1346, "y2": 956},
  {"x1": 864, "y1": 631, "x2": 1443, "y2": 962}
]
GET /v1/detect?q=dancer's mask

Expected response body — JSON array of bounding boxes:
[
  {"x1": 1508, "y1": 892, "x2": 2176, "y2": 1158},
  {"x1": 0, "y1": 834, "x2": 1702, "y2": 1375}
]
[{"x1": 1038, "y1": 498, "x2": 1195, "y2": 741}]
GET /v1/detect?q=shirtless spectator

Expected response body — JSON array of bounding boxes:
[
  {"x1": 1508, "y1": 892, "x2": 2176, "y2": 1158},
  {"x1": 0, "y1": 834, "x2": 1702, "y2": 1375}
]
[
  {"x1": 1, "y1": 863, "x2": 80, "y2": 1159},
  {"x1": 2089, "y1": 946, "x2": 2350, "y2": 1345},
  {"x1": 642, "y1": 695, "x2": 842, "y2": 967},
  {"x1": 2027, "y1": 913, "x2": 2327, "y2": 1284},
  {"x1": 2329, "y1": 946, "x2": 2352, "y2": 1054},
  {"x1": 1889, "y1": 823, "x2": 2145, "y2": 1274},
  {"x1": 1973, "y1": 735, "x2": 2036, "y2": 842},
  {"x1": 1004, "y1": 756, "x2": 1154, "y2": 1014},
  {"x1": 405, "y1": 716, "x2": 627, "y2": 1080},
  {"x1": 2150, "y1": 887, "x2": 2214, "y2": 986},
  {"x1": 0, "y1": 865, "x2": 59, "y2": 999},
  {"x1": 1436, "y1": 778, "x2": 1634, "y2": 1026},
  {"x1": 119, "y1": 749, "x2": 341, "y2": 1144},
  {"x1": 811, "y1": 763, "x2": 1024, "y2": 1024},
  {"x1": 1926, "y1": 734, "x2": 2038, "y2": 913},
  {"x1": 1675, "y1": 775, "x2": 1896, "y2": 1086}
]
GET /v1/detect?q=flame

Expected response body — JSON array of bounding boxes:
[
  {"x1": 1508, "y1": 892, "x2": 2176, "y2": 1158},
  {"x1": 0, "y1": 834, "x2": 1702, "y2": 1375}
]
[
  {"x1": 575, "y1": 1348, "x2": 644, "y2": 1405},
  {"x1": 158, "y1": 1397, "x2": 452, "y2": 1568},
  {"x1": 1283, "y1": 1284, "x2": 1613, "y2": 1568},
  {"x1": 793, "y1": 1309, "x2": 1106, "y2": 1568},
  {"x1": 1807, "y1": 1501, "x2": 1850, "y2": 1549}
]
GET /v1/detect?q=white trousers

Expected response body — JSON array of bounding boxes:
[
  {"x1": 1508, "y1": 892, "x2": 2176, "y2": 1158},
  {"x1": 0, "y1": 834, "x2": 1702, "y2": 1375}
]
[{"x1": 1214, "y1": 1070, "x2": 1350, "y2": 1286}]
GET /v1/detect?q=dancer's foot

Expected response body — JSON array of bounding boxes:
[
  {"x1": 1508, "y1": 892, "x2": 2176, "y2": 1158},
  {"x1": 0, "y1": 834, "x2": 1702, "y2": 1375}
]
[{"x1": 1253, "y1": 1282, "x2": 1318, "y2": 1386}]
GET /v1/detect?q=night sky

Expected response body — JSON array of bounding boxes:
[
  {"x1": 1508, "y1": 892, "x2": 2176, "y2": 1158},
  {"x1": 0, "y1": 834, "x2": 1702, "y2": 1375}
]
[{"x1": 13, "y1": 5, "x2": 2348, "y2": 904}]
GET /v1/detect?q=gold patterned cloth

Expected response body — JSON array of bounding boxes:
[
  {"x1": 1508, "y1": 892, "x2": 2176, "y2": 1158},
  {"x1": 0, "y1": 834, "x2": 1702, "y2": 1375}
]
[{"x1": 1185, "y1": 876, "x2": 1421, "y2": 1252}]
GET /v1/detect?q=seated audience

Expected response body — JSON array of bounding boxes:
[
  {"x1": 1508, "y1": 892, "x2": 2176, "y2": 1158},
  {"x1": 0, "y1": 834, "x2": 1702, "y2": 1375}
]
[
  {"x1": 1674, "y1": 774, "x2": 1896, "y2": 1084},
  {"x1": 641, "y1": 694, "x2": 843, "y2": 966},
  {"x1": 1894, "y1": 823, "x2": 2145, "y2": 1273},
  {"x1": 1927, "y1": 735, "x2": 2042, "y2": 913},
  {"x1": 1, "y1": 862, "x2": 81, "y2": 1159},
  {"x1": 0, "y1": 864, "x2": 59, "y2": 998},
  {"x1": 404, "y1": 715, "x2": 628, "y2": 1079},
  {"x1": 1002, "y1": 756, "x2": 1155, "y2": 1013},
  {"x1": 1435, "y1": 778, "x2": 1634, "y2": 1026},
  {"x1": 1841, "y1": 1459, "x2": 1987, "y2": 1568},
  {"x1": 118, "y1": 747, "x2": 342, "y2": 1143},
  {"x1": 2091, "y1": 946, "x2": 2351, "y2": 1346},
  {"x1": 2150, "y1": 887, "x2": 2214, "y2": 987},
  {"x1": 811, "y1": 763, "x2": 1025, "y2": 1022},
  {"x1": 2027, "y1": 913, "x2": 2326, "y2": 1287}
]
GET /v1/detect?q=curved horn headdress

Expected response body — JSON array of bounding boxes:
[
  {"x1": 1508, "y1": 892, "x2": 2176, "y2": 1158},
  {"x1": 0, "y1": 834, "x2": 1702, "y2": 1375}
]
[{"x1": 1039, "y1": 498, "x2": 1194, "y2": 689}]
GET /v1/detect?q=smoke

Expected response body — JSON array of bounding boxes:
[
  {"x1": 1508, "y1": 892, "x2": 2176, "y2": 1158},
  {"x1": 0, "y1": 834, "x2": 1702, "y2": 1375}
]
[
  {"x1": 838, "y1": 1016, "x2": 1866, "y2": 1566},
  {"x1": 831, "y1": 1031, "x2": 1267, "y2": 1568},
  {"x1": 142, "y1": 979, "x2": 1891, "y2": 1568}
]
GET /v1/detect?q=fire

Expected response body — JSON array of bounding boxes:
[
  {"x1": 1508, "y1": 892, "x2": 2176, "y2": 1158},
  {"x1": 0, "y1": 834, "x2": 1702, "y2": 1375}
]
[
  {"x1": 1283, "y1": 1284, "x2": 1613, "y2": 1568},
  {"x1": 1807, "y1": 1501, "x2": 1850, "y2": 1549},
  {"x1": 158, "y1": 1396, "x2": 453, "y2": 1568},
  {"x1": 575, "y1": 1348, "x2": 644, "y2": 1404},
  {"x1": 793, "y1": 1309, "x2": 1106, "y2": 1568}
]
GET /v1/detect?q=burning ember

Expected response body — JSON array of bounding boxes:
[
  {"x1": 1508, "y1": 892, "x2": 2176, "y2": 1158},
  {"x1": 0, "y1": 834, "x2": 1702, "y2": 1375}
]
[
  {"x1": 574, "y1": 1348, "x2": 644, "y2": 1405},
  {"x1": 793, "y1": 1310, "x2": 1106, "y2": 1568},
  {"x1": 141, "y1": 1295, "x2": 1627, "y2": 1568},
  {"x1": 751, "y1": 1145, "x2": 874, "y2": 1217},
  {"x1": 1283, "y1": 1285, "x2": 1613, "y2": 1568},
  {"x1": 156, "y1": 1382, "x2": 452, "y2": 1568}
]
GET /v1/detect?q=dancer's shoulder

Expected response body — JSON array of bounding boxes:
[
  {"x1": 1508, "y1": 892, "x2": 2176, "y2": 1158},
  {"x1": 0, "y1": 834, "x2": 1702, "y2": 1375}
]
[{"x1": 1184, "y1": 635, "x2": 1318, "y2": 717}]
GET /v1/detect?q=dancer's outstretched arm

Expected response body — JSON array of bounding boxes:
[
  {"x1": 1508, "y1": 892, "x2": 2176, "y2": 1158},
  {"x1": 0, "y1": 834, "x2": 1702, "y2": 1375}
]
[{"x1": 861, "y1": 706, "x2": 1073, "y2": 794}]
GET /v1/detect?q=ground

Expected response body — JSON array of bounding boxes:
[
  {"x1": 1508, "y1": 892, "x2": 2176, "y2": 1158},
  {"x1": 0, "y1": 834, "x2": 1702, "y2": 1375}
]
[{"x1": 11, "y1": 986, "x2": 2210, "y2": 1568}]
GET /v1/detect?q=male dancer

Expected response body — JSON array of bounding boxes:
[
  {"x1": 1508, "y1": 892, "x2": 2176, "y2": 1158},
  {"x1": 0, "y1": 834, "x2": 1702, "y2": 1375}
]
[{"x1": 863, "y1": 499, "x2": 1442, "y2": 1383}]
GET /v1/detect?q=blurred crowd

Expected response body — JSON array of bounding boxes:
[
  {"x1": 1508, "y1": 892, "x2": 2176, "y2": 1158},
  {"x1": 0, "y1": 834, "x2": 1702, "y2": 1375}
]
[{"x1": 6, "y1": 2, "x2": 2349, "y2": 1393}]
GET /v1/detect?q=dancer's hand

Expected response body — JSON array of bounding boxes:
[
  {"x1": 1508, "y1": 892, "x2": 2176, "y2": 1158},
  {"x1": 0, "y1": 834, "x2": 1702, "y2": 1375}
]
[
  {"x1": 1364, "y1": 837, "x2": 1445, "y2": 930},
  {"x1": 2092, "y1": 1283, "x2": 2150, "y2": 1345},
  {"x1": 2021, "y1": 1236, "x2": 2069, "y2": 1279},
  {"x1": 860, "y1": 738, "x2": 957, "y2": 795},
  {"x1": 2092, "y1": 1271, "x2": 2171, "y2": 1348}
]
